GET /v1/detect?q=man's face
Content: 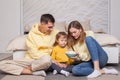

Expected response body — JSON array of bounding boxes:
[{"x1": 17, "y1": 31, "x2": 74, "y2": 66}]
[{"x1": 41, "y1": 22, "x2": 54, "y2": 35}]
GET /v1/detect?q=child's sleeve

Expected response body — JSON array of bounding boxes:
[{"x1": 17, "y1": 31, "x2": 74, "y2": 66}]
[{"x1": 51, "y1": 48, "x2": 56, "y2": 61}]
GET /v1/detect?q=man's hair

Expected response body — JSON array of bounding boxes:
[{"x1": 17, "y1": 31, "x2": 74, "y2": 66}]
[{"x1": 40, "y1": 14, "x2": 55, "y2": 24}]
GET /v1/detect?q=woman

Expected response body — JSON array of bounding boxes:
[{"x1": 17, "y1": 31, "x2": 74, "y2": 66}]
[{"x1": 67, "y1": 20, "x2": 118, "y2": 78}]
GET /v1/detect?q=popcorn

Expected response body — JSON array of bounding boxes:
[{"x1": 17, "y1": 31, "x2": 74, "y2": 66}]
[{"x1": 66, "y1": 51, "x2": 77, "y2": 58}]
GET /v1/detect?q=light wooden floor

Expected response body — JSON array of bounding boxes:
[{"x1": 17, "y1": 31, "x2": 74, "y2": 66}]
[{"x1": 0, "y1": 53, "x2": 119, "y2": 80}]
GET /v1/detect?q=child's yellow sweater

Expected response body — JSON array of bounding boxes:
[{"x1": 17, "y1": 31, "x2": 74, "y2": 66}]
[{"x1": 51, "y1": 45, "x2": 68, "y2": 62}]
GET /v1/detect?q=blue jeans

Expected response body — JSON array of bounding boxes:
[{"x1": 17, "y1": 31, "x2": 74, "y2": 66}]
[{"x1": 72, "y1": 36, "x2": 108, "y2": 76}]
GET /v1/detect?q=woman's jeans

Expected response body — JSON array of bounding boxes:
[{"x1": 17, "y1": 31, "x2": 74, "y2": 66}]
[{"x1": 72, "y1": 36, "x2": 108, "y2": 76}]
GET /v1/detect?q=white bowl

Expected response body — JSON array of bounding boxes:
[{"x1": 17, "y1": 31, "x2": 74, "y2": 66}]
[{"x1": 66, "y1": 51, "x2": 77, "y2": 58}]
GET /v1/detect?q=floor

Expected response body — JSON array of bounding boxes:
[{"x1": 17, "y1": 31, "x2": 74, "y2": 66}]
[
  {"x1": 0, "y1": 53, "x2": 120, "y2": 80},
  {"x1": 45, "y1": 64, "x2": 120, "y2": 80}
]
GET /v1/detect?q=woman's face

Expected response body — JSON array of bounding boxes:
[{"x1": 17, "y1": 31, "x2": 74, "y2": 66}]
[{"x1": 69, "y1": 27, "x2": 82, "y2": 39}]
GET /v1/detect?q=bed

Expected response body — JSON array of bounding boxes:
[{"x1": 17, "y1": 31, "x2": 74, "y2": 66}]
[
  {"x1": 6, "y1": 21, "x2": 120, "y2": 63},
  {"x1": 95, "y1": 33, "x2": 120, "y2": 63}
]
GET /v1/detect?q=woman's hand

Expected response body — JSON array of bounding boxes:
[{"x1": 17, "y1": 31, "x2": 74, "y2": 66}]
[{"x1": 70, "y1": 53, "x2": 79, "y2": 60}]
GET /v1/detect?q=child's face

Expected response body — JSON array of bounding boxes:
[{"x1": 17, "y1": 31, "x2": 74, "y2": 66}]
[{"x1": 57, "y1": 36, "x2": 67, "y2": 48}]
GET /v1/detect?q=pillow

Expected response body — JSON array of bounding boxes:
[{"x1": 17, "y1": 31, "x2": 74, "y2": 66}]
[
  {"x1": 80, "y1": 20, "x2": 90, "y2": 31},
  {"x1": 6, "y1": 35, "x2": 27, "y2": 51},
  {"x1": 92, "y1": 27, "x2": 105, "y2": 33},
  {"x1": 95, "y1": 33, "x2": 120, "y2": 46},
  {"x1": 54, "y1": 21, "x2": 66, "y2": 32},
  {"x1": 65, "y1": 20, "x2": 90, "y2": 32}
]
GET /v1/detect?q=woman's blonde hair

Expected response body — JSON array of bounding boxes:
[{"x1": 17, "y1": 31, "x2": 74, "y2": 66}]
[
  {"x1": 53, "y1": 32, "x2": 67, "y2": 46},
  {"x1": 67, "y1": 20, "x2": 86, "y2": 47}
]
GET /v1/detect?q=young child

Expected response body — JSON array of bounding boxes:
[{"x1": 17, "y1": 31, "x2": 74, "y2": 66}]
[{"x1": 50, "y1": 32, "x2": 74, "y2": 77}]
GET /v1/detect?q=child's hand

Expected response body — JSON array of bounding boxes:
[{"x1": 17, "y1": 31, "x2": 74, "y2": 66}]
[{"x1": 57, "y1": 63, "x2": 67, "y2": 68}]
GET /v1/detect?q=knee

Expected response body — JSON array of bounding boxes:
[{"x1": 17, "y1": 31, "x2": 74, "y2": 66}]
[
  {"x1": 44, "y1": 55, "x2": 52, "y2": 62},
  {"x1": 42, "y1": 55, "x2": 52, "y2": 67},
  {"x1": 0, "y1": 60, "x2": 7, "y2": 66},
  {"x1": 0, "y1": 60, "x2": 8, "y2": 69},
  {"x1": 85, "y1": 36, "x2": 93, "y2": 42},
  {"x1": 0, "y1": 61, "x2": 3, "y2": 67}
]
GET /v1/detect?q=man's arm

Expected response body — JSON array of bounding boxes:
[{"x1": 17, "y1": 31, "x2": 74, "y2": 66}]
[{"x1": 26, "y1": 32, "x2": 46, "y2": 59}]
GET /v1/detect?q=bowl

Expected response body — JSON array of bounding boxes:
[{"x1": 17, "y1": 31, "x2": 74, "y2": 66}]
[{"x1": 66, "y1": 51, "x2": 77, "y2": 58}]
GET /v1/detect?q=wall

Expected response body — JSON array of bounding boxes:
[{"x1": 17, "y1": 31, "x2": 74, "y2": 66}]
[
  {"x1": 23, "y1": 0, "x2": 109, "y2": 33},
  {"x1": 0, "y1": 0, "x2": 21, "y2": 52},
  {"x1": 22, "y1": 0, "x2": 120, "y2": 40},
  {"x1": 111, "y1": 0, "x2": 120, "y2": 40}
]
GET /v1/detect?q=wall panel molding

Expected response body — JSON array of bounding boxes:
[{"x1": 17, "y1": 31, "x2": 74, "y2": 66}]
[{"x1": 21, "y1": 0, "x2": 110, "y2": 33}]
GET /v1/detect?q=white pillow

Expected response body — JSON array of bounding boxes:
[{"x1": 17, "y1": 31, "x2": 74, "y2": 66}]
[
  {"x1": 65, "y1": 20, "x2": 90, "y2": 32},
  {"x1": 95, "y1": 33, "x2": 120, "y2": 46},
  {"x1": 6, "y1": 35, "x2": 27, "y2": 51},
  {"x1": 54, "y1": 21, "x2": 66, "y2": 32},
  {"x1": 80, "y1": 20, "x2": 90, "y2": 31},
  {"x1": 92, "y1": 27, "x2": 105, "y2": 33}
]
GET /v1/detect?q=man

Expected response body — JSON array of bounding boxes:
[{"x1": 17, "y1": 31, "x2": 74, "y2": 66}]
[{"x1": 0, "y1": 14, "x2": 58, "y2": 76}]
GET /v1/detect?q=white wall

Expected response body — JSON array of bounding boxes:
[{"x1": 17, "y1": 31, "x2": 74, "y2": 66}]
[
  {"x1": 111, "y1": 0, "x2": 120, "y2": 40},
  {"x1": 23, "y1": 0, "x2": 109, "y2": 33},
  {"x1": 0, "y1": 0, "x2": 21, "y2": 52},
  {"x1": 22, "y1": 0, "x2": 120, "y2": 40}
]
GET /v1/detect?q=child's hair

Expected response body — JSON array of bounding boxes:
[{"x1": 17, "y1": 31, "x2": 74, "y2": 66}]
[{"x1": 53, "y1": 32, "x2": 67, "y2": 46}]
